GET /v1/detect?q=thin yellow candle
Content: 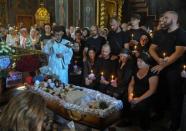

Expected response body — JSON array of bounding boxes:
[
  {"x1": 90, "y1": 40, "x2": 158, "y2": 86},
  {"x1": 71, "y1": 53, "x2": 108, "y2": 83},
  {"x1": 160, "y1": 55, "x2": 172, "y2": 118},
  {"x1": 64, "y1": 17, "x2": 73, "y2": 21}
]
[
  {"x1": 134, "y1": 45, "x2": 137, "y2": 50},
  {"x1": 100, "y1": 72, "x2": 104, "y2": 80},
  {"x1": 131, "y1": 33, "x2": 134, "y2": 40},
  {"x1": 111, "y1": 75, "x2": 114, "y2": 80},
  {"x1": 163, "y1": 52, "x2": 166, "y2": 59},
  {"x1": 184, "y1": 65, "x2": 186, "y2": 71},
  {"x1": 111, "y1": 75, "x2": 114, "y2": 83},
  {"x1": 101, "y1": 72, "x2": 104, "y2": 76}
]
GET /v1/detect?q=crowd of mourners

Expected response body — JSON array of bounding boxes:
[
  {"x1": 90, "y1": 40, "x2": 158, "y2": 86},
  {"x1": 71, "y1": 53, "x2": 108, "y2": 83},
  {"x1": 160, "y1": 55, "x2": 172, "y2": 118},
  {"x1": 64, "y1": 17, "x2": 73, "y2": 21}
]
[{"x1": 0, "y1": 11, "x2": 186, "y2": 131}]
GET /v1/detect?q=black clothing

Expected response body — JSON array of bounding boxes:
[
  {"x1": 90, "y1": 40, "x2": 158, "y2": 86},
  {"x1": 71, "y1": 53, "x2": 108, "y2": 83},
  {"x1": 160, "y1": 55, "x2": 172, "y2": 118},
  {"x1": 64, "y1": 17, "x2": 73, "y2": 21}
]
[
  {"x1": 85, "y1": 36, "x2": 106, "y2": 55},
  {"x1": 71, "y1": 39, "x2": 85, "y2": 66},
  {"x1": 40, "y1": 34, "x2": 52, "y2": 41},
  {"x1": 40, "y1": 34, "x2": 52, "y2": 46},
  {"x1": 107, "y1": 30, "x2": 129, "y2": 55},
  {"x1": 181, "y1": 93, "x2": 186, "y2": 131},
  {"x1": 96, "y1": 56, "x2": 117, "y2": 94},
  {"x1": 83, "y1": 60, "x2": 97, "y2": 89},
  {"x1": 133, "y1": 70, "x2": 157, "y2": 97},
  {"x1": 69, "y1": 39, "x2": 85, "y2": 86},
  {"x1": 152, "y1": 28, "x2": 186, "y2": 69},
  {"x1": 137, "y1": 43, "x2": 150, "y2": 54},
  {"x1": 132, "y1": 70, "x2": 157, "y2": 130},
  {"x1": 152, "y1": 28, "x2": 186, "y2": 130},
  {"x1": 127, "y1": 28, "x2": 151, "y2": 42},
  {"x1": 109, "y1": 59, "x2": 135, "y2": 99}
]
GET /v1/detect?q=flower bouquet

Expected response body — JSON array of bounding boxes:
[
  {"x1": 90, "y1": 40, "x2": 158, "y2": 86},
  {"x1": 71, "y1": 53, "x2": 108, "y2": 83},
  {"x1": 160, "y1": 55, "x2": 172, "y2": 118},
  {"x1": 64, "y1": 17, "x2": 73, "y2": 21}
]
[{"x1": 0, "y1": 41, "x2": 15, "y2": 70}]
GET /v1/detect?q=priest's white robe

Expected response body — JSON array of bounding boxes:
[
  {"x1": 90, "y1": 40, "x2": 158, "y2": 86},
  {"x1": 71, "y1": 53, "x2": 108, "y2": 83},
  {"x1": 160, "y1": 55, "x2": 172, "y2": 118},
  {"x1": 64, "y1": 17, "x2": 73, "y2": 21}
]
[{"x1": 43, "y1": 39, "x2": 73, "y2": 84}]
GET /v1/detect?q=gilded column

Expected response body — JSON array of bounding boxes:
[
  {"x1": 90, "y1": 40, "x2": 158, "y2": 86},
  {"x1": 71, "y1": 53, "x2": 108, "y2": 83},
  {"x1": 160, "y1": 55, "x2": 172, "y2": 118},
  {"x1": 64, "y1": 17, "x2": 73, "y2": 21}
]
[
  {"x1": 118, "y1": 0, "x2": 123, "y2": 23},
  {"x1": 99, "y1": 0, "x2": 106, "y2": 28}
]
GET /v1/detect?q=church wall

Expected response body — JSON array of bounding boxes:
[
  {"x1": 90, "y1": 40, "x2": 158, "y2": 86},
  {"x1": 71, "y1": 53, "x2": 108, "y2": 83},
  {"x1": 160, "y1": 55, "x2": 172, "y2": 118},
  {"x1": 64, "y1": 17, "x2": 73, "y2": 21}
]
[
  {"x1": 82, "y1": 0, "x2": 96, "y2": 28},
  {"x1": 7, "y1": 0, "x2": 55, "y2": 28}
]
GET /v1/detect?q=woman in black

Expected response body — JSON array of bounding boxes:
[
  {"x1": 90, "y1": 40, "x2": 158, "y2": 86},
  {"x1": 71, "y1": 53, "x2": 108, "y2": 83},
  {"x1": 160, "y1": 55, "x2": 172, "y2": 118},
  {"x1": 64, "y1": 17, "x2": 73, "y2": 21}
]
[
  {"x1": 128, "y1": 52, "x2": 158, "y2": 131},
  {"x1": 134, "y1": 34, "x2": 150, "y2": 58},
  {"x1": 109, "y1": 48, "x2": 135, "y2": 99},
  {"x1": 83, "y1": 48, "x2": 97, "y2": 89},
  {"x1": 69, "y1": 30, "x2": 85, "y2": 86},
  {"x1": 40, "y1": 23, "x2": 52, "y2": 49}
]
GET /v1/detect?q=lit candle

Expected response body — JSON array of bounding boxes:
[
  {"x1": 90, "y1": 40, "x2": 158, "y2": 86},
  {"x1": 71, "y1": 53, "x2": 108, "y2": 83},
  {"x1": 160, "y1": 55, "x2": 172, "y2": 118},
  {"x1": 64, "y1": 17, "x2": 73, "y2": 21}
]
[
  {"x1": 101, "y1": 72, "x2": 104, "y2": 80},
  {"x1": 131, "y1": 33, "x2": 134, "y2": 40},
  {"x1": 111, "y1": 75, "x2": 114, "y2": 83},
  {"x1": 183, "y1": 65, "x2": 186, "y2": 71},
  {"x1": 163, "y1": 52, "x2": 166, "y2": 59},
  {"x1": 134, "y1": 45, "x2": 137, "y2": 50},
  {"x1": 89, "y1": 69, "x2": 95, "y2": 79},
  {"x1": 130, "y1": 93, "x2": 134, "y2": 98}
]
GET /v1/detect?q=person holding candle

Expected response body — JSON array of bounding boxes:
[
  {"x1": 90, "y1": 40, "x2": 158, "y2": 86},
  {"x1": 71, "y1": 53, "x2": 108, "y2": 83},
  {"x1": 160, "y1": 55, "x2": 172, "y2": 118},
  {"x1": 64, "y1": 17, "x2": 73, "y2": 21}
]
[
  {"x1": 180, "y1": 48, "x2": 186, "y2": 131},
  {"x1": 96, "y1": 44, "x2": 117, "y2": 94},
  {"x1": 108, "y1": 48, "x2": 135, "y2": 99},
  {"x1": 69, "y1": 30, "x2": 85, "y2": 86},
  {"x1": 181, "y1": 64, "x2": 186, "y2": 131},
  {"x1": 107, "y1": 17, "x2": 130, "y2": 55},
  {"x1": 132, "y1": 34, "x2": 151, "y2": 58},
  {"x1": 126, "y1": 14, "x2": 151, "y2": 49},
  {"x1": 128, "y1": 52, "x2": 158, "y2": 131},
  {"x1": 149, "y1": 11, "x2": 186, "y2": 131},
  {"x1": 83, "y1": 48, "x2": 97, "y2": 89}
]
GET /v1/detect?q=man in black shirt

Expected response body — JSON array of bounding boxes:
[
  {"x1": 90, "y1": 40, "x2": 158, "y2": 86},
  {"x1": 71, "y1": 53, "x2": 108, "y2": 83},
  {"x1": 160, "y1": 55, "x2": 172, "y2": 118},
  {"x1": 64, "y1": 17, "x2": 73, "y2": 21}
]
[
  {"x1": 126, "y1": 14, "x2": 151, "y2": 50},
  {"x1": 95, "y1": 44, "x2": 117, "y2": 94},
  {"x1": 149, "y1": 11, "x2": 186, "y2": 131},
  {"x1": 84, "y1": 25, "x2": 106, "y2": 56},
  {"x1": 107, "y1": 17, "x2": 129, "y2": 55}
]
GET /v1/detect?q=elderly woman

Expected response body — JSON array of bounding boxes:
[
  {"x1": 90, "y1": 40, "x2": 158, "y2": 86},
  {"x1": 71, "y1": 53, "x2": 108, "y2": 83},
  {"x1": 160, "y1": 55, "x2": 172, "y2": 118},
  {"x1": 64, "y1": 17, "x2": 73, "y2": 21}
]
[{"x1": 128, "y1": 52, "x2": 158, "y2": 131}]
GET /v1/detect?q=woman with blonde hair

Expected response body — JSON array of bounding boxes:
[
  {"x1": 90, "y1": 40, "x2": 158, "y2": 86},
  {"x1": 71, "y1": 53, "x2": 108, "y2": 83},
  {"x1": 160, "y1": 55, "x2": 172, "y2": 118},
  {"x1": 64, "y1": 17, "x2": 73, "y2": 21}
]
[{"x1": 0, "y1": 90, "x2": 46, "y2": 131}]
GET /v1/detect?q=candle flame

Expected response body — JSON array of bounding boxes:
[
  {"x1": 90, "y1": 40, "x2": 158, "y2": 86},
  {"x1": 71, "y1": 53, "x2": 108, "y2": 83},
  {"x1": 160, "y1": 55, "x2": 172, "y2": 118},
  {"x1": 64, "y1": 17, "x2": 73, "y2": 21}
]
[
  {"x1": 111, "y1": 75, "x2": 114, "y2": 80},
  {"x1": 134, "y1": 45, "x2": 137, "y2": 50},
  {"x1": 101, "y1": 72, "x2": 104, "y2": 76},
  {"x1": 184, "y1": 65, "x2": 186, "y2": 70},
  {"x1": 163, "y1": 52, "x2": 166, "y2": 58},
  {"x1": 91, "y1": 70, "x2": 93, "y2": 73}
]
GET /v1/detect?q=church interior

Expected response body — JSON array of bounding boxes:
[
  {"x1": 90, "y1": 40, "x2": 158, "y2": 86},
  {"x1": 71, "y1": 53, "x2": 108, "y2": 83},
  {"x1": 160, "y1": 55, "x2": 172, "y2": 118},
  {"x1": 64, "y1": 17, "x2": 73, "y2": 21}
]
[{"x1": 0, "y1": 0, "x2": 186, "y2": 131}]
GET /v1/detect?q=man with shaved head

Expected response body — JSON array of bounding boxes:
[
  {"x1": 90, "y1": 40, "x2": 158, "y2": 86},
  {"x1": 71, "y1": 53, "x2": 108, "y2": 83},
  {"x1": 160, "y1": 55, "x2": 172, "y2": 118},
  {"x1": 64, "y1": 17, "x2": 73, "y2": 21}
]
[{"x1": 149, "y1": 11, "x2": 186, "y2": 131}]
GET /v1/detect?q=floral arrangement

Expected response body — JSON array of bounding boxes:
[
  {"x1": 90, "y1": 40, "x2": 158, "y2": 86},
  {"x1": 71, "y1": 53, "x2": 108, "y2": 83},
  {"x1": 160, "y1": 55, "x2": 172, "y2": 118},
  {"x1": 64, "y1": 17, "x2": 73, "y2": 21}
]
[
  {"x1": 0, "y1": 41, "x2": 15, "y2": 56},
  {"x1": 0, "y1": 41, "x2": 15, "y2": 70}
]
